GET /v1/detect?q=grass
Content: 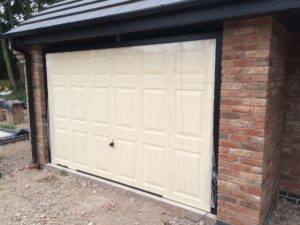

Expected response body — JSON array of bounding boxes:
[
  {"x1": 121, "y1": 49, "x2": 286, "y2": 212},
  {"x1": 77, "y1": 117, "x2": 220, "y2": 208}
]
[
  {"x1": 60, "y1": 170, "x2": 68, "y2": 176},
  {"x1": 0, "y1": 124, "x2": 16, "y2": 131}
]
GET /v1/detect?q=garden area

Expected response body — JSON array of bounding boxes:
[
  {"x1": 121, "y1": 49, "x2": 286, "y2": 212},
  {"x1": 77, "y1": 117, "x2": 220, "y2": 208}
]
[{"x1": 0, "y1": 1, "x2": 57, "y2": 133}]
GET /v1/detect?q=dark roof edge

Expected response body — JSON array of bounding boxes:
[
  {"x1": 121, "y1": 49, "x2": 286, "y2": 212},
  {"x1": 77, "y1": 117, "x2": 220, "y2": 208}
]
[
  {"x1": 22, "y1": 0, "x2": 136, "y2": 26},
  {"x1": 6, "y1": 0, "x2": 300, "y2": 43},
  {"x1": 31, "y1": 0, "x2": 116, "y2": 20},
  {"x1": 4, "y1": 0, "x2": 227, "y2": 38}
]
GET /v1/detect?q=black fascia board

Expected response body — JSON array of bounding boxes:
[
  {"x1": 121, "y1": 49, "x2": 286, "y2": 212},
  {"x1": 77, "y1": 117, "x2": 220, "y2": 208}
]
[{"x1": 10, "y1": 0, "x2": 300, "y2": 46}]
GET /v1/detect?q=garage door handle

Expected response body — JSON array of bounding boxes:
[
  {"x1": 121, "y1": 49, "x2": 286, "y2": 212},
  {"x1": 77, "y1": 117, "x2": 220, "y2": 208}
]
[{"x1": 109, "y1": 140, "x2": 115, "y2": 148}]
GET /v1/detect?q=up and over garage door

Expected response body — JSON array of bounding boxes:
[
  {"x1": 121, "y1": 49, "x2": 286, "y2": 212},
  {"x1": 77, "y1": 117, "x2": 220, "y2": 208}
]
[{"x1": 46, "y1": 39, "x2": 216, "y2": 211}]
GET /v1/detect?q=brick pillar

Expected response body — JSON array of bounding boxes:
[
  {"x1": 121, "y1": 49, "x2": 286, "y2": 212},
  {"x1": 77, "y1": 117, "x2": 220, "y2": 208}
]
[
  {"x1": 218, "y1": 16, "x2": 288, "y2": 225},
  {"x1": 280, "y1": 33, "x2": 300, "y2": 199},
  {"x1": 261, "y1": 19, "x2": 289, "y2": 221},
  {"x1": 29, "y1": 46, "x2": 49, "y2": 164}
]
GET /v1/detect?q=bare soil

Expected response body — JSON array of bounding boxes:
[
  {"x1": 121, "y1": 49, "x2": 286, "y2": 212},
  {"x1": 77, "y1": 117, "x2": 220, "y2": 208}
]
[
  {"x1": 0, "y1": 141, "x2": 207, "y2": 225},
  {"x1": 0, "y1": 141, "x2": 299, "y2": 225}
]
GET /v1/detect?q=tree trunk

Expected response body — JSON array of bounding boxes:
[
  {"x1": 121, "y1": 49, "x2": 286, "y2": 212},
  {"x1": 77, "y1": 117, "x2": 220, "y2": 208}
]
[
  {"x1": 8, "y1": 0, "x2": 25, "y2": 87},
  {"x1": 17, "y1": 62, "x2": 25, "y2": 87},
  {"x1": 0, "y1": 24, "x2": 17, "y2": 90},
  {"x1": 8, "y1": 0, "x2": 14, "y2": 28}
]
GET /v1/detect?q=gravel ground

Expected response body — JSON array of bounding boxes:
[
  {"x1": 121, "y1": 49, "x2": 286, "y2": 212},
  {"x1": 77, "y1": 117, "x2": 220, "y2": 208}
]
[
  {"x1": 267, "y1": 198, "x2": 300, "y2": 225},
  {"x1": 0, "y1": 141, "x2": 207, "y2": 225},
  {"x1": 0, "y1": 141, "x2": 299, "y2": 225}
]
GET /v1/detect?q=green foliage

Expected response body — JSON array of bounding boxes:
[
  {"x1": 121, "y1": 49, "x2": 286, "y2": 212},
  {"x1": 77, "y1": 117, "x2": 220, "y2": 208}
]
[
  {"x1": 0, "y1": 123, "x2": 16, "y2": 131},
  {"x1": 60, "y1": 170, "x2": 68, "y2": 176},
  {"x1": 3, "y1": 88, "x2": 27, "y2": 104},
  {"x1": 0, "y1": 0, "x2": 58, "y2": 26},
  {"x1": 0, "y1": 0, "x2": 58, "y2": 88},
  {"x1": 0, "y1": 79, "x2": 11, "y2": 89}
]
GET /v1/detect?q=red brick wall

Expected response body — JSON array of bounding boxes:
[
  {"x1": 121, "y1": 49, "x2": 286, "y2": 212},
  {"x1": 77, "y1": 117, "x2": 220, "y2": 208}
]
[
  {"x1": 280, "y1": 33, "x2": 300, "y2": 195},
  {"x1": 261, "y1": 19, "x2": 289, "y2": 221},
  {"x1": 29, "y1": 46, "x2": 49, "y2": 164},
  {"x1": 218, "y1": 17, "x2": 289, "y2": 225}
]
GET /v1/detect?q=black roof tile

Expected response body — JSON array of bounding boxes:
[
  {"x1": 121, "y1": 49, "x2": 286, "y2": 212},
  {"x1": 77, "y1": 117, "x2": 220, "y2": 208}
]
[{"x1": 5, "y1": 0, "x2": 191, "y2": 36}]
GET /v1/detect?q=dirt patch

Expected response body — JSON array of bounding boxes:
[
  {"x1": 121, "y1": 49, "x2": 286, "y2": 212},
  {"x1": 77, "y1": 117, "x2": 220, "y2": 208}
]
[
  {"x1": 267, "y1": 198, "x2": 300, "y2": 225},
  {"x1": 0, "y1": 141, "x2": 209, "y2": 225},
  {"x1": 1, "y1": 141, "x2": 298, "y2": 225}
]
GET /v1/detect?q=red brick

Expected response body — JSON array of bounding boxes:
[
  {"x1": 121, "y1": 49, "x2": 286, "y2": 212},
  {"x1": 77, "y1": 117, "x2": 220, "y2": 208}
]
[
  {"x1": 246, "y1": 50, "x2": 270, "y2": 58},
  {"x1": 220, "y1": 112, "x2": 241, "y2": 119},
  {"x1": 241, "y1": 143, "x2": 264, "y2": 152},
  {"x1": 253, "y1": 122, "x2": 265, "y2": 129},
  {"x1": 220, "y1": 126, "x2": 241, "y2": 134},
  {"x1": 233, "y1": 43, "x2": 258, "y2": 52},
  {"x1": 232, "y1": 75, "x2": 256, "y2": 82},
  {"x1": 242, "y1": 128, "x2": 264, "y2": 137},
  {"x1": 247, "y1": 66, "x2": 269, "y2": 75},
  {"x1": 218, "y1": 195, "x2": 238, "y2": 204},
  {"x1": 240, "y1": 157, "x2": 263, "y2": 167},
  {"x1": 219, "y1": 139, "x2": 240, "y2": 148},
  {"x1": 223, "y1": 51, "x2": 245, "y2": 60},
  {"x1": 222, "y1": 83, "x2": 242, "y2": 90},
  {"x1": 234, "y1": 27, "x2": 258, "y2": 35},
  {"x1": 232, "y1": 105, "x2": 253, "y2": 113},
  {"x1": 221, "y1": 98, "x2": 243, "y2": 105},
  {"x1": 230, "y1": 134, "x2": 253, "y2": 143}
]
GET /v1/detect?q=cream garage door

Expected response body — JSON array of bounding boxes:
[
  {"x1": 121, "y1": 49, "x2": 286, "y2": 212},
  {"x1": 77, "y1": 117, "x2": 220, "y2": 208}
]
[{"x1": 46, "y1": 39, "x2": 216, "y2": 211}]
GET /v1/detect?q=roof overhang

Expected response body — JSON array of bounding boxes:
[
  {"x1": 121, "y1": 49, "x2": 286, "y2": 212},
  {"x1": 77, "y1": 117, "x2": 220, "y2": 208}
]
[{"x1": 5, "y1": 0, "x2": 300, "y2": 46}]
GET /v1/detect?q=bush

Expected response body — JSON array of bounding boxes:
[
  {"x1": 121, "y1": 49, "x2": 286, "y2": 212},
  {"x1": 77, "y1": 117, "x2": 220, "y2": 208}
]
[
  {"x1": 0, "y1": 124, "x2": 16, "y2": 131},
  {"x1": 3, "y1": 89, "x2": 27, "y2": 105}
]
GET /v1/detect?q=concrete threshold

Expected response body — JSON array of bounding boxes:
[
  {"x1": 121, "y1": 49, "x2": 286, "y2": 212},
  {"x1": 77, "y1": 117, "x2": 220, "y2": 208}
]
[{"x1": 45, "y1": 164, "x2": 216, "y2": 225}]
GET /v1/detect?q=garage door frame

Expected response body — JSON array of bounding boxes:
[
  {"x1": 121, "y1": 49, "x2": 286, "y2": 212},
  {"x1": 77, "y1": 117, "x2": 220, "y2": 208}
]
[{"x1": 42, "y1": 31, "x2": 222, "y2": 213}]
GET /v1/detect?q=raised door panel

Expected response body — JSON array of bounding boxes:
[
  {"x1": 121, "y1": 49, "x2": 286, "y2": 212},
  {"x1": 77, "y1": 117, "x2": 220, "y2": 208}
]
[
  {"x1": 142, "y1": 89, "x2": 167, "y2": 135},
  {"x1": 93, "y1": 135, "x2": 114, "y2": 177},
  {"x1": 67, "y1": 51, "x2": 92, "y2": 79},
  {"x1": 91, "y1": 87, "x2": 111, "y2": 135},
  {"x1": 115, "y1": 139, "x2": 138, "y2": 186},
  {"x1": 52, "y1": 127, "x2": 70, "y2": 166},
  {"x1": 114, "y1": 87, "x2": 138, "y2": 141},
  {"x1": 112, "y1": 48, "x2": 140, "y2": 84},
  {"x1": 139, "y1": 44, "x2": 173, "y2": 84},
  {"x1": 174, "y1": 40, "x2": 216, "y2": 84},
  {"x1": 171, "y1": 150, "x2": 203, "y2": 206},
  {"x1": 173, "y1": 88, "x2": 204, "y2": 152},
  {"x1": 141, "y1": 143, "x2": 168, "y2": 194},
  {"x1": 72, "y1": 131, "x2": 90, "y2": 170}
]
